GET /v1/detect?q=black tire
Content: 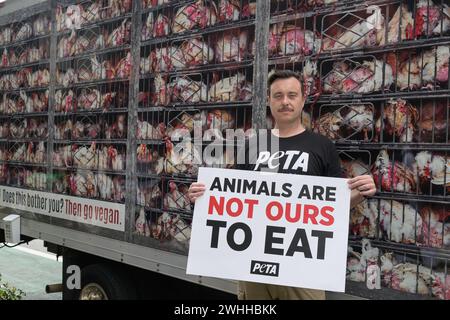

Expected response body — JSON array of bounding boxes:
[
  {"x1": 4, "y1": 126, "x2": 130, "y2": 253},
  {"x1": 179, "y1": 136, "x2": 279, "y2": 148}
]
[{"x1": 79, "y1": 263, "x2": 138, "y2": 300}]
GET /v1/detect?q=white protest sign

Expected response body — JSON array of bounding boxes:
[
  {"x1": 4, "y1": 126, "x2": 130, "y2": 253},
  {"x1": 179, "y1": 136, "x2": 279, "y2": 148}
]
[
  {"x1": 187, "y1": 167, "x2": 351, "y2": 292},
  {"x1": 0, "y1": 186, "x2": 125, "y2": 231}
]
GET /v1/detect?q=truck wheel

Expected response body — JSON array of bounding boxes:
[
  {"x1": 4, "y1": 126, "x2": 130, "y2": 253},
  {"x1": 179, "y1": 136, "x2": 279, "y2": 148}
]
[{"x1": 79, "y1": 263, "x2": 137, "y2": 300}]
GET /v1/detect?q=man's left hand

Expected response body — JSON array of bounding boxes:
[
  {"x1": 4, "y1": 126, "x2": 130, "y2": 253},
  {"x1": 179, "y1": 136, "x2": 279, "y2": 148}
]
[{"x1": 347, "y1": 175, "x2": 376, "y2": 197}]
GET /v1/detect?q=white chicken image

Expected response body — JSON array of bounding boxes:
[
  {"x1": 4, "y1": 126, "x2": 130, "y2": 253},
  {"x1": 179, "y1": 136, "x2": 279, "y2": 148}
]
[
  {"x1": 172, "y1": 0, "x2": 217, "y2": 34},
  {"x1": 69, "y1": 171, "x2": 97, "y2": 198},
  {"x1": 135, "y1": 208, "x2": 150, "y2": 236},
  {"x1": 346, "y1": 239, "x2": 379, "y2": 283},
  {"x1": 96, "y1": 173, "x2": 114, "y2": 201},
  {"x1": 218, "y1": 0, "x2": 241, "y2": 22},
  {"x1": 73, "y1": 142, "x2": 98, "y2": 169},
  {"x1": 376, "y1": 199, "x2": 422, "y2": 244},
  {"x1": 169, "y1": 77, "x2": 208, "y2": 103},
  {"x1": 381, "y1": 4, "x2": 414, "y2": 44},
  {"x1": 215, "y1": 31, "x2": 249, "y2": 62},
  {"x1": 150, "y1": 212, "x2": 191, "y2": 244},
  {"x1": 164, "y1": 139, "x2": 201, "y2": 175},
  {"x1": 374, "y1": 98, "x2": 418, "y2": 143},
  {"x1": 65, "y1": 5, "x2": 82, "y2": 30},
  {"x1": 372, "y1": 150, "x2": 416, "y2": 193},
  {"x1": 421, "y1": 45, "x2": 449, "y2": 87},
  {"x1": 203, "y1": 109, "x2": 235, "y2": 140},
  {"x1": 419, "y1": 206, "x2": 449, "y2": 248},
  {"x1": 136, "y1": 120, "x2": 166, "y2": 140},
  {"x1": 208, "y1": 73, "x2": 253, "y2": 102},
  {"x1": 340, "y1": 59, "x2": 393, "y2": 94},
  {"x1": 182, "y1": 38, "x2": 215, "y2": 67},
  {"x1": 163, "y1": 181, "x2": 191, "y2": 212},
  {"x1": 322, "y1": 6, "x2": 384, "y2": 50},
  {"x1": 414, "y1": 151, "x2": 450, "y2": 195}
]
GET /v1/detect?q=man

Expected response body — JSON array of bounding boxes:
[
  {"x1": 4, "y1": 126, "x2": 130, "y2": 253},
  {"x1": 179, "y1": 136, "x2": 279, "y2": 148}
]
[{"x1": 188, "y1": 70, "x2": 376, "y2": 300}]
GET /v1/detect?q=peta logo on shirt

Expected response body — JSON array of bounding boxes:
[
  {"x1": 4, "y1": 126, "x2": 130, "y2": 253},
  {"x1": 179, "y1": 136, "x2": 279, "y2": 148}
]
[{"x1": 254, "y1": 151, "x2": 310, "y2": 172}]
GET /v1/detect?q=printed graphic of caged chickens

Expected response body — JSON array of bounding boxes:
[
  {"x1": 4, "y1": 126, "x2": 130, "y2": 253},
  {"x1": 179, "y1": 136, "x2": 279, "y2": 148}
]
[
  {"x1": 266, "y1": 0, "x2": 449, "y2": 300},
  {"x1": 135, "y1": 0, "x2": 257, "y2": 254},
  {"x1": 0, "y1": 0, "x2": 448, "y2": 300}
]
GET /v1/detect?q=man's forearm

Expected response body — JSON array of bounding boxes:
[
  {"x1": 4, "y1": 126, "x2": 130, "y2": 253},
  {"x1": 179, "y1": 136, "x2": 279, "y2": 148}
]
[{"x1": 350, "y1": 189, "x2": 365, "y2": 209}]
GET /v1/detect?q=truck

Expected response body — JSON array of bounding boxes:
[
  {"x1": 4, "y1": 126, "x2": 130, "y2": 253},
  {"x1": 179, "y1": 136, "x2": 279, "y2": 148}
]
[{"x1": 0, "y1": 0, "x2": 448, "y2": 300}]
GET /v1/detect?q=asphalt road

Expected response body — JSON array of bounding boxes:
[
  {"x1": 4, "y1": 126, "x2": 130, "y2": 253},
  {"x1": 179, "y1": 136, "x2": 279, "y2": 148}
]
[{"x1": 0, "y1": 240, "x2": 62, "y2": 300}]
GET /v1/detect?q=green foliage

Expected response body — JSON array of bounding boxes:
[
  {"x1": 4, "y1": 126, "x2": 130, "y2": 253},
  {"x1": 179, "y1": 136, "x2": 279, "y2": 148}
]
[{"x1": 0, "y1": 273, "x2": 25, "y2": 300}]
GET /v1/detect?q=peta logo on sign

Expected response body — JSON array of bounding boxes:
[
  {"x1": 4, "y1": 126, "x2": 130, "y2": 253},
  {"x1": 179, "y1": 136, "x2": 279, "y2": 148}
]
[{"x1": 250, "y1": 260, "x2": 279, "y2": 277}]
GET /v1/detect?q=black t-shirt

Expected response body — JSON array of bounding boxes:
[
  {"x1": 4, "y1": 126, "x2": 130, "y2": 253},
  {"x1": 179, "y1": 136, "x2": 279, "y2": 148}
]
[{"x1": 238, "y1": 130, "x2": 343, "y2": 178}]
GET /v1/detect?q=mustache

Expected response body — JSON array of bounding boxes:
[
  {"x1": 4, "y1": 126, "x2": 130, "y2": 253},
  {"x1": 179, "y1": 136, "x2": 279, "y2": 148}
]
[{"x1": 278, "y1": 106, "x2": 294, "y2": 112}]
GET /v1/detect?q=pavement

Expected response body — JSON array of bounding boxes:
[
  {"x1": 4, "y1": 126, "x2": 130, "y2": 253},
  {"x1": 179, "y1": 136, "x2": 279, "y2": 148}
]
[{"x1": 0, "y1": 240, "x2": 62, "y2": 300}]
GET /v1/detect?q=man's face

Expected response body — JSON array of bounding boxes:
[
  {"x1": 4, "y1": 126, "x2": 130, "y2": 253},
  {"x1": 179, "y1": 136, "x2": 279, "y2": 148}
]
[{"x1": 268, "y1": 77, "x2": 305, "y2": 126}]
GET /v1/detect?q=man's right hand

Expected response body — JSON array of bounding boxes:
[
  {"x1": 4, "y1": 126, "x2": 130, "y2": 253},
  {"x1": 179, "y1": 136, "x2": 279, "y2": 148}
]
[{"x1": 188, "y1": 182, "x2": 206, "y2": 203}]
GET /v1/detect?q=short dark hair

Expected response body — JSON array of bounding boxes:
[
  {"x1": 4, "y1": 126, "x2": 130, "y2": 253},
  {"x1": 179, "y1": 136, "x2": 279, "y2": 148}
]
[{"x1": 268, "y1": 70, "x2": 304, "y2": 96}]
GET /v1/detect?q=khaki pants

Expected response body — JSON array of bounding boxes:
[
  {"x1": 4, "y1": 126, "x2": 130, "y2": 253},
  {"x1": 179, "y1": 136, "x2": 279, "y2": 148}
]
[{"x1": 238, "y1": 281, "x2": 325, "y2": 300}]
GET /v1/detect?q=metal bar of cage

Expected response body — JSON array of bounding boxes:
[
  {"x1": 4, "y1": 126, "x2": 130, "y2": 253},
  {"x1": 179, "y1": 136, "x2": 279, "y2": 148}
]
[
  {"x1": 125, "y1": 0, "x2": 142, "y2": 242},
  {"x1": 56, "y1": 13, "x2": 134, "y2": 36},
  {"x1": 141, "y1": 19, "x2": 256, "y2": 47},
  {"x1": 56, "y1": 45, "x2": 132, "y2": 64}
]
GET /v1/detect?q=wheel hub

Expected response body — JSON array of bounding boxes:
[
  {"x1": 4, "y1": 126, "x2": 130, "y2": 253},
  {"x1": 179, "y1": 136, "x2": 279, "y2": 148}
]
[{"x1": 79, "y1": 283, "x2": 109, "y2": 300}]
